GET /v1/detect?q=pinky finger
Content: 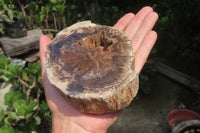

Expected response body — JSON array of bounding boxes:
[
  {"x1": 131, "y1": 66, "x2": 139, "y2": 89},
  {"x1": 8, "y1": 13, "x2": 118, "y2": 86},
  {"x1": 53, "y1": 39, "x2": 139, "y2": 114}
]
[{"x1": 134, "y1": 31, "x2": 157, "y2": 73}]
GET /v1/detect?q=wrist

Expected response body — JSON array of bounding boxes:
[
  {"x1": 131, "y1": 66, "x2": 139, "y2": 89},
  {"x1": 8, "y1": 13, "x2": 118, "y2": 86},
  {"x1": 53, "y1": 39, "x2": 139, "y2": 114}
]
[{"x1": 52, "y1": 113, "x2": 107, "y2": 133}]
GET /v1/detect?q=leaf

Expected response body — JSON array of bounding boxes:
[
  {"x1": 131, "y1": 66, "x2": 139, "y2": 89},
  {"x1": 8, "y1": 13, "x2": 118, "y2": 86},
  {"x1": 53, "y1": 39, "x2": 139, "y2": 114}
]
[
  {"x1": 29, "y1": 1, "x2": 37, "y2": 11},
  {"x1": 3, "y1": 5, "x2": 8, "y2": 10},
  {"x1": 52, "y1": 6, "x2": 57, "y2": 11},
  {"x1": 25, "y1": 112, "x2": 33, "y2": 120},
  {"x1": 7, "y1": 111, "x2": 20, "y2": 121},
  {"x1": 17, "y1": 66, "x2": 23, "y2": 76},
  {"x1": 34, "y1": 116, "x2": 41, "y2": 126},
  {"x1": 26, "y1": 63, "x2": 41, "y2": 75},
  {"x1": 40, "y1": 6, "x2": 46, "y2": 22},
  {"x1": 0, "y1": 69, "x2": 11, "y2": 76},
  {"x1": 13, "y1": 99, "x2": 27, "y2": 115},
  {"x1": 45, "y1": 5, "x2": 51, "y2": 12},
  {"x1": 40, "y1": 101, "x2": 49, "y2": 111},
  {"x1": 40, "y1": 15, "x2": 45, "y2": 22},
  {"x1": 22, "y1": 71, "x2": 27, "y2": 80},
  {"x1": 12, "y1": 93, "x2": 25, "y2": 102},
  {"x1": 4, "y1": 92, "x2": 24, "y2": 108},
  {"x1": 50, "y1": 0, "x2": 57, "y2": 4},
  {"x1": 0, "y1": 107, "x2": 4, "y2": 122},
  {"x1": 17, "y1": 107, "x2": 26, "y2": 115},
  {"x1": 37, "y1": 75, "x2": 42, "y2": 85},
  {"x1": 4, "y1": 117, "x2": 12, "y2": 125},
  {"x1": 3, "y1": 92, "x2": 14, "y2": 107},
  {"x1": 58, "y1": 0, "x2": 66, "y2": 4},
  {"x1": 7, "y1": 8, "x2": 13, "y2": 20},
  {"x1": 13, "y1": 99, "x2": 26, "y2": 109},
  {"x1": 27, "y1": 99, "x2": 38, "y2": 112},
  {"x1": 0, "y1": 124, "x2": 15, "y2": 133},
  {"x1": 1, "y1": 75, "x2": 10, "y2": 82},
  {"x1": 0, "y1": 0, "x2": 5, "y2": 5},
  {"x1": 8, "y1": 66, "x2": 18, "y2": 78},
  {"x1": 16, "y1": 131, "x2": 23, "y2": 133}
]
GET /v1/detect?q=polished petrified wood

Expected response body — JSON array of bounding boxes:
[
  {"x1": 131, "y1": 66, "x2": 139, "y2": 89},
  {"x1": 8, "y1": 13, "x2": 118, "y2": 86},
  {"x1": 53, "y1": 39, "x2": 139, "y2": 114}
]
[{"x1": 45, "y1": 21, "x2": 139, "y2": 114}]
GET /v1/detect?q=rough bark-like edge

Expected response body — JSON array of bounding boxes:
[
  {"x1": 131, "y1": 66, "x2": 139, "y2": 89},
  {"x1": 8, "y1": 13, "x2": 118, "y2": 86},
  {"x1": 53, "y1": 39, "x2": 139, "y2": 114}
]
[
  {"x1": 57, "y1": 72, "x2": 139, "y2": 114},
  {"x1": 45, "y1": 21, "x2": 139, "y2": 114}
]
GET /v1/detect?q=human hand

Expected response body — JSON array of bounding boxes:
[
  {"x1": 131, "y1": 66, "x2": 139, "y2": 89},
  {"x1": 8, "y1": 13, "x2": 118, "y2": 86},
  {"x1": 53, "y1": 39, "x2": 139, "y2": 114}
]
[
  {"x1": 40, "y1": 6, "x2": 158, "y2": 133},
  {"x1": 114, "y1": 7, "x2": 158, "y2": 73}
]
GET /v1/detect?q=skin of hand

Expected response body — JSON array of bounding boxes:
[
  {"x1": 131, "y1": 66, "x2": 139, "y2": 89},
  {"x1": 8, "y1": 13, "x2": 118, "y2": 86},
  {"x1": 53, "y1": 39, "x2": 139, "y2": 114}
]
[{"x1": 40, "y1": 6, "x2": 158, "y2": 133}]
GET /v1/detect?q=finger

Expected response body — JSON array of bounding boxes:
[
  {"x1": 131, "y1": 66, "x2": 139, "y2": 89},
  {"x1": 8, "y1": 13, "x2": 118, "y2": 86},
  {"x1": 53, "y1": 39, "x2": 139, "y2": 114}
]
[
  {"x1": 39, "y1": 35, "x2": 52, "y2": 75},
  {"x1": 134, "y1": 31, "x2": 157, "y2": 73},
  {"x1": 132, "y1": 12, "x2": 158, "y2": 53},
  {"x1": 124, "y1": 6, "x2": 153, "y2": 39},
  {"x1": 113, "y1": 13, "x2": 135, "y2": 31}
]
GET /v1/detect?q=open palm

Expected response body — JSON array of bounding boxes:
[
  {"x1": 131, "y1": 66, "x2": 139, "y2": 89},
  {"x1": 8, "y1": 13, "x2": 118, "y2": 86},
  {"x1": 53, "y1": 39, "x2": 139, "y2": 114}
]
[{"x1": 40, "y1": 6, "x2": 158, "y2": 133}]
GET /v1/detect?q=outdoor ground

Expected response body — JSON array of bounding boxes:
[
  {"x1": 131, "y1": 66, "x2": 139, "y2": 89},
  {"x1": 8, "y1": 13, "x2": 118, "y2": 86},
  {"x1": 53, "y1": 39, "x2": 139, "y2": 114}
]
[{"x1": 108, "y1": 72, "x2": 199, "y2": 133}]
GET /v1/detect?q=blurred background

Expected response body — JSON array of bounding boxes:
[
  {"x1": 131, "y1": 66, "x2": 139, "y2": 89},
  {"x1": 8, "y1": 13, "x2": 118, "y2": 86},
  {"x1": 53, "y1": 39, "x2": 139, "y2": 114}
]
[{"x1": 0, "y1": 0, "x2": 200, "y2": 132}]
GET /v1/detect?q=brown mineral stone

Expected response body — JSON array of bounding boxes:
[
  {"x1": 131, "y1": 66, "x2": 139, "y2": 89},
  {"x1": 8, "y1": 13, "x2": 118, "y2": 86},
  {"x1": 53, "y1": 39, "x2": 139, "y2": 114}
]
[{"x1": 45, "y1": 21, "x2": 139, "y2": 114}]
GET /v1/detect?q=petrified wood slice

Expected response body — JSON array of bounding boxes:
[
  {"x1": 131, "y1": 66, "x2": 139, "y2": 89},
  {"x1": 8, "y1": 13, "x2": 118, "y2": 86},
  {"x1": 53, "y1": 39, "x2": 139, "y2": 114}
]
[{"x1": 45, "y1": 21, "x2": 139, "y2": 114}]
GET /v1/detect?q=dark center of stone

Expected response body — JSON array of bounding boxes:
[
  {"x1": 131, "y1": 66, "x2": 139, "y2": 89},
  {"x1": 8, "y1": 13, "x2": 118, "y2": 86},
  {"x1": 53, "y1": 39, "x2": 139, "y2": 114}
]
[{"x1": 49, "y1": 26, "x2": 129, "y2": 93}]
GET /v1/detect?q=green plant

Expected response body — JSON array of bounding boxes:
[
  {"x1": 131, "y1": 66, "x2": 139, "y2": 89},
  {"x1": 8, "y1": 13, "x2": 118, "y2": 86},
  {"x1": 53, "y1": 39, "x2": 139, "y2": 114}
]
[
  {"x1": 0, "y1": 55, "x2": 51, "y2": 133},
  {"x1": 1, "y1": 0, "x2": 124, "y2": 36},
  {"x1": 0, "y1": 0, "x2": 23, "y2": 20}
]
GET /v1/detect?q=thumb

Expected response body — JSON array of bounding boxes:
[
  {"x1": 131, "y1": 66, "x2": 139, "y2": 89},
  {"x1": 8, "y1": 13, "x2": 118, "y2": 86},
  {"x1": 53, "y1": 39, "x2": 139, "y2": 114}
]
[{"x1": 39, "y1": 35, "x2": 52, "y2": 75}]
